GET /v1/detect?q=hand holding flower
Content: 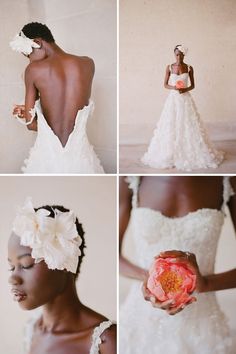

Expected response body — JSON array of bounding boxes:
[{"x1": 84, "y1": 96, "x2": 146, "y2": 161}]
[{"x1": 142, "y1": 250, "x2": 206, "y2": 315}]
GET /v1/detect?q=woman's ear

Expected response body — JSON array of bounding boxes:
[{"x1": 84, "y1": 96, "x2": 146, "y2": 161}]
[{"x1": 33, "y1": 38, "x2": 42, "y2": 48}]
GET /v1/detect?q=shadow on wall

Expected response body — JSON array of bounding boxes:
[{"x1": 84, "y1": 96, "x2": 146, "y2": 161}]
[{"x1": 0, "y1": 0, "x2": 116, "y2": 173}]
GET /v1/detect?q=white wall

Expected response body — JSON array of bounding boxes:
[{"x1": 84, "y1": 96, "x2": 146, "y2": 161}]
[
  {"x1": 0, "y1": 176, "x2": 117, "y2": 354},
  {"x1": 0, "y1": 0, "x2": 117, "y2": 173},
  {"x1": 120, "y1": 0, "x2": 236, "y2": 144}
]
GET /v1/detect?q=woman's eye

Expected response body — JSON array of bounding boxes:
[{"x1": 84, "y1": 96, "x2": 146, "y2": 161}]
[{"x1": 22, "y1": 264, "x2": 34, "y2": 270}]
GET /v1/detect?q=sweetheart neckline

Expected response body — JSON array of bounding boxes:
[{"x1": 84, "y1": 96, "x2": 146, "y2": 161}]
[
  {"x1": 170, "y1": 72, "x2": 189, "y2": 77},
  {"x1": 132, "y1": 207, "x2": 223, "y2": 220},
  {"x1": 36, "y1": 100, "x2": 93, "y2": 149}
]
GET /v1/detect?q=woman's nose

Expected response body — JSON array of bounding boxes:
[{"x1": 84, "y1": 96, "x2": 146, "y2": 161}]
[{"x1": 8, "y1": 273, "x2": 23, "y2": 286}]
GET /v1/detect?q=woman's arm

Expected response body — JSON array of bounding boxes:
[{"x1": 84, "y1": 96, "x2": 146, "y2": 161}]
[
  {"x1": 179, "y1": 65, "x2": 195, "y2": 94},
  {"x1": 164, "y1": 65, "x2": 176, "y2": 90},
  {"x1": 100, "y1": 324, "x2": 117, "y2": 354},
  {"x1": 119, "y1": 177, "x2": 148, "y2": 281},
  {"x1": 24, "y1": 64, "x2": 38, "y2": 131},
  {"x1": 203, "y1": 177, "x2": 236, "y2": 292}
]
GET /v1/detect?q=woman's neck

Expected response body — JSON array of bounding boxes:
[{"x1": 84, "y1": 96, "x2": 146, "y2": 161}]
[{"x1": 40, "y1": 280, "x2": 83, "y2": 333}]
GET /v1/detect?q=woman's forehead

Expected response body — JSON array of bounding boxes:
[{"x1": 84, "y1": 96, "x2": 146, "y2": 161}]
[{"x1": 8, "y1": 232, "x2": 32, "y2": 254}]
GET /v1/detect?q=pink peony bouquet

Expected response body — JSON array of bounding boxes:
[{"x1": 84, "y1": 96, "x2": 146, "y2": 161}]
[
  {"x1": 147, "y1": 257, "x2": 196, "y2": 309},
  {"x1": 176, "y1": 80, "x2": 185, "y2": 89}
]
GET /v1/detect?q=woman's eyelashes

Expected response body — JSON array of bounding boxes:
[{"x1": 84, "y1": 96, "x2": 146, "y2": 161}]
[{"x1": 8, "y1": 263, "x2": 34, "y2": 271}]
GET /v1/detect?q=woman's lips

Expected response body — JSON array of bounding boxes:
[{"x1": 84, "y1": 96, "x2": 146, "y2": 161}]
[{"x1": 11, "y1": 289, "x2": 27, "y2": 302}]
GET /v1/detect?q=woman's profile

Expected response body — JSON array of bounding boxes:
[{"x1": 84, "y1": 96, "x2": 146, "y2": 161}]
[
  {"x1": 8, "y1": 198, "x2": 116, "y2": 353},
  {"x1": 142, "y1": 45, "x2": 224, "y2": 171}
]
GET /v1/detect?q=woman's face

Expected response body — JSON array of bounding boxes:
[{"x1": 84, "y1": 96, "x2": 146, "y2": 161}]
[
  {"x1": 8, "y1": 233, "x2": 67, "y2": 310},
  {"x1": 174, "y1": 49, "x2": 184, "y2": 62}
]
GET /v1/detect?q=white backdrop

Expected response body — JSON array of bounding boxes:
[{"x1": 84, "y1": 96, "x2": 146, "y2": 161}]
[
  {"x1": 0, "y1": 0, "x2": 117, "y2": 173},
  {"x1": 0, "y1": 176, "x2": 117, "y2": 354},
  {"x1": 120, "y1": 0, "x2": 236, "y2": 144}
]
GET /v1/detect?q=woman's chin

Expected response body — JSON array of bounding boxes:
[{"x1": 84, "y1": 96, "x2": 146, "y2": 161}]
[{"x1": 18, "y1": 299, "x2": 39, "y2": 311}]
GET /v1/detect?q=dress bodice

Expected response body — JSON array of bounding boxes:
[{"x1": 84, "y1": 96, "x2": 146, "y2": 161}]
[
  {"x1": 168, "y1": 72, "x2": 189, "y2": 87},
  {"x1": 126, "y1": 177, "x2": 234, "y2": 274},
  {"x1": 35, "y1": 100, "x2": 94, "y2": 151},
  {"x1": 21, "y1": 100, "x2": 104, "y2": 174}
]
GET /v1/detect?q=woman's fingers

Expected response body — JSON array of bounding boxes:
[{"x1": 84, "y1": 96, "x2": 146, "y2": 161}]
[
  {"x1": 159, "y1": 250, "x2": 188, "y2": 258},
  {"x1": 13, "y1": 105, "x2": 26, "y2": 118}
]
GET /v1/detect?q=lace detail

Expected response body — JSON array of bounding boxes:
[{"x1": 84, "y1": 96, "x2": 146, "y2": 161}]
[
  {"x1": 121, "y1": 178, "x2": 234, "y2": 353},
  {"x1": 90, "y1": 320, "x2": 113, "y2": 354},
  {"x1": 21, "y1": 100, "x2": 104, "y2": 174},
  {"x1": 125, "y1": 176, "x2": 140, "y2": 208},
  {"x1": 141, "y1": 72, "x2": 224, "y2": 171}
]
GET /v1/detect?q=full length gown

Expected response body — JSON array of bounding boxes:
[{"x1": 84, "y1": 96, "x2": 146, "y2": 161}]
[
  {"x1": 22, "y1": 100, "x2": 104, "y2": 174},
  {"x1": 141, "y1": 65, "x2": 224, "y2": 171},
  {"x1": 120, "y1": 176, "x2": 235, "y2": 354}
]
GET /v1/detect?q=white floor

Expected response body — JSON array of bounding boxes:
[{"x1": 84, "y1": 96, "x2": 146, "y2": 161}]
[{"x1": 119, "y1": 140, "x2": 236, "y2": 174}]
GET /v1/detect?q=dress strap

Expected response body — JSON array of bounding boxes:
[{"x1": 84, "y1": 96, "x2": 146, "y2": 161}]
[
  {"x1": 222, "y1": 177, "x2": 235, "y2": 213},
  {"x1": 90, "y1": 320, "x2": 113, "y2": 354},
  {"x1": 188, "y1": 65, "x2": 191, "y2": 72},
  {"x1": 169, "y1": 64, "x2": 172, "y2": 72},
  {"x1": 125, "y1": 176, "x2": 141, "y2": 208}
]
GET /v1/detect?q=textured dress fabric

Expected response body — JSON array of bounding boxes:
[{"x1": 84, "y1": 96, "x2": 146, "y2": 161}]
[
  {"x1": 22, "y1": 100, "x2": 104, "y2": 174},
  {"x1": 24, "y1": 316, "x2": 113, "y2": 354},
  {"x1": 141, "y1": 66, "x2": 224, "y2": 171},
  {"x1": 120, "y1": 176, "x2": 235, "y2": 354}
]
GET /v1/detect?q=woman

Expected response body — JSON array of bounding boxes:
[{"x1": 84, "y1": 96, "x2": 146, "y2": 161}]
[
  {"x1": 10, "y1": 22, "x2": 104, "y2": 174},
  {"x1": 142, "y1": 45, "x2": 224, "y2": 171},
  {"x1": 119, "y1": 176, "x2": 236, "y2": 353},
  {"x1": 8, "y1": 199, "x2": 116, "y2": 353}
]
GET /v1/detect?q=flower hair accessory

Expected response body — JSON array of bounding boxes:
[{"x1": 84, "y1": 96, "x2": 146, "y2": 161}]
[
  {"x1": 12, "y1": 198, "x2": 82, "y2": 273},
  {"x1": 10, "y1": 31, "x2": 40, "y2": 56},
  {"x1": 175, "y1": 45, "x2": 188, "y2": 56}
]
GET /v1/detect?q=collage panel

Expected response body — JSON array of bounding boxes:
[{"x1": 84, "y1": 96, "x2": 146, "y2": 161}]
[
  {"x1": 0, "y1": 0, "x2": 117, "y2": 174},
  {"x1": 119, "y1": 176, "x2": 236, "y2": 353},
  {"x1": 0, "y1": 175, "x2": 117, "y2": 353},
  {"x1": 119, "y1": 0, "x2": 236, "y2": 174}
]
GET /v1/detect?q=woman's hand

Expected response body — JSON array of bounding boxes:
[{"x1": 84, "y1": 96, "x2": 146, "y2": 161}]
[
  {"x1": 142, "y1": 277, "x2": 186, "y2": 315},
  {"x1": 13, "y1": 104, "x2": 26, "y2": 119},
  {"x1": 142, "y1": 250, "x2": 207, "y2": 316},
  {"x1": 158, "y1": 250, "x2": 208, "y2": 293}
]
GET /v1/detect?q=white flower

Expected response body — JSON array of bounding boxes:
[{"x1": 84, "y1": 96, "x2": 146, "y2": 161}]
[
  {"x1": 9, "y1": 31, "x2": 40, "y2": 56},
  {"x1": 176, "y1": 45, "x2": 188, "y2": 56},
  {"x1": 12, "y1": 198, "x2": 82, "y2": 273}
]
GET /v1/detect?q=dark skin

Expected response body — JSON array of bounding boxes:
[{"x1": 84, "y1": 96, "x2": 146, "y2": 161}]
[
  {"x1": 119, "y1": 176, "x2": 236, "y2": 315},
  {"x1": 164, "y1": 49, "x2": 195, "y2": 94},
  {"x1": 12, "y1": 38, "x2": 95, "y2": 147},
  {"x1": 8, "y1": 233, "x2": 116, "y2": 354}
]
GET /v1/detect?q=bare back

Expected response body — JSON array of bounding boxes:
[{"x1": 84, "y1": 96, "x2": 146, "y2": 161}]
[{"x1": 26, "y1": 53, "x2": 94, "y2": 146}]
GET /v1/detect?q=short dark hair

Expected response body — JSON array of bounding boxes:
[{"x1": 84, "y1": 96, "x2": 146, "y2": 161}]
[
  {"x1": 21, "y1": 22, "x2": 55, "y2": 43},
  {"x1": 34, "y1": 205, "x2": 85, "y2": 277},
  {"x1": 174, "y1": 44, "x2": 181, "y2": 52}
]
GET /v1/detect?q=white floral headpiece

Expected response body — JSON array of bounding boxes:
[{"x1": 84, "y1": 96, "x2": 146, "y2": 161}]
[
  {"x1": 9, "y1": 31, "x2": 40, "y2": 56},
  {"x1": 12, "y1": 198, "x2": 82, "y2": 273},
  {"x1": 175, "y1": 45, "x2": 188, "y2": 56}
]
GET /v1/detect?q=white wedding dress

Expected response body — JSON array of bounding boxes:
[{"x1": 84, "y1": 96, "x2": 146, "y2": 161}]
[
  {"x1": 22, "y1": 100, "x2": 104, "y2": 174},
  {"x1": 120, "y1": 176, "x2": 235, "y2": 354},
  {"x1": 141, "y1": 65, "x2": 224, "y2": 171}
]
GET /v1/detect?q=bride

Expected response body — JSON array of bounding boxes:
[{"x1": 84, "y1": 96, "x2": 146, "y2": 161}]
[
  {"x1": 10, "y1": 22, "x2": 104, "y2": 174},
  {"x1": 141, "y1": 45, "x2": 224, "y2": 171},
  {"x1": 8, "y1": 199, "x2": 116, "y2": 353},
  {"x1": 119, "y1": 176, "x2": 236, "y2": 353}
]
